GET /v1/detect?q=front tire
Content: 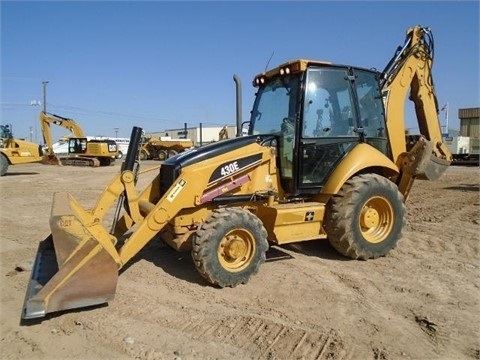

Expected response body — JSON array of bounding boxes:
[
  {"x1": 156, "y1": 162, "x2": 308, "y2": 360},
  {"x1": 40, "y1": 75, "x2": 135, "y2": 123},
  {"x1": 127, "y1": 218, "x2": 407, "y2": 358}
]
[
  {"x1": 192, "y1": 208, "x2": 269, "y2": 287},
  {"x1": 0, "y1": 154, "x2": 9, "y2": 176},
  {"x1": 139, "y1": 150, "x2": 148, "y2": 160},
  {"x1": 324, "y1": 174, "x2": 405, "y2": 260}
]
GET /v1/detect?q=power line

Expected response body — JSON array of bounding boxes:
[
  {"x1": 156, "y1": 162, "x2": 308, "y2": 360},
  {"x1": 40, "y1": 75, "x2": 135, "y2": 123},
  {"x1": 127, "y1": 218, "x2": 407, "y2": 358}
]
[{"x1": 48, "y1": 103, "x2": 173, "y2": 123}]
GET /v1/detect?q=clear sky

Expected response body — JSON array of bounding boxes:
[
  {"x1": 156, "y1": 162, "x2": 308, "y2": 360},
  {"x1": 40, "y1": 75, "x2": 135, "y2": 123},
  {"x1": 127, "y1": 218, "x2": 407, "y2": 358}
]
[{"x1": 1, "y1": 1, "x2": 479, "y2": 142}]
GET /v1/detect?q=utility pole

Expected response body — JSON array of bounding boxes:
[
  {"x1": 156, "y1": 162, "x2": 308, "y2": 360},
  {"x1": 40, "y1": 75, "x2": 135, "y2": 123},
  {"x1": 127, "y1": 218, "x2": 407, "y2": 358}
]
[
  {"x1": 42, "y1": 81, "x2": 49, "y2": 113},
  {"x1": 114, "y1": 127, "x2": 119, "y2": 137}
]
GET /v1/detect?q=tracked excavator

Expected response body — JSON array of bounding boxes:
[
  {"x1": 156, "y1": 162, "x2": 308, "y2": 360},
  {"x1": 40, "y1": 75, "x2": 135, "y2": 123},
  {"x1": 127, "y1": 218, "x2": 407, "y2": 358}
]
[
  {"x1": 22, "y1": 26, "x2": 451, "y2": 320},
  {"x1": 40, "y1": 112, "x2": 118, "y2": 167}
]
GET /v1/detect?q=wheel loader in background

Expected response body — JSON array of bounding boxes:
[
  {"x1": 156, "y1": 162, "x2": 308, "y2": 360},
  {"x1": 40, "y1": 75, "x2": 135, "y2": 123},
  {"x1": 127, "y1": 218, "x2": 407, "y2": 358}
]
[
  {"x1": 40, "y1": 112, "x2": 118, "y2": 166},
  {"x1": 0, "y1": 124, "x2": 44, "y2": 176},
  {"x1": 22, "y1": 26, "x2": 452, "y2": 320}
]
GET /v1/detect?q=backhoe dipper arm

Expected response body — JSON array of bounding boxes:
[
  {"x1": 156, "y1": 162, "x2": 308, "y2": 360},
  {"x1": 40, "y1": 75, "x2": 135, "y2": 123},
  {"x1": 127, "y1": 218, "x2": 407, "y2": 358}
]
[{"x1": 380, "y1": 26, "x2": 451, "y2": 194}]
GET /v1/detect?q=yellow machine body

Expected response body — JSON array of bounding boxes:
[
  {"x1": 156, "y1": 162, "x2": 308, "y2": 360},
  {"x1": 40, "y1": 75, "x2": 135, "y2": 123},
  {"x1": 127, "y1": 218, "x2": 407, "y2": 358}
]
[
  {"x1": 0, "y1": 125, "x2": 44, "y2": 176},
  {"x1": 22, "y1": 26, "x2": 452, "y2": 320}
]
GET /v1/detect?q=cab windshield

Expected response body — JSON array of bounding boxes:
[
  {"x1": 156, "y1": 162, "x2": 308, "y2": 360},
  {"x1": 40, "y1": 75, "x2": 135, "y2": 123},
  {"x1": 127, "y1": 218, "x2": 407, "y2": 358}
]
[
  {"x1": 250, "y1": 75, "x2": 300, "y2": 136},
  {"x1": 250, "y1": 74, "x2": 301, "y2": 183}
]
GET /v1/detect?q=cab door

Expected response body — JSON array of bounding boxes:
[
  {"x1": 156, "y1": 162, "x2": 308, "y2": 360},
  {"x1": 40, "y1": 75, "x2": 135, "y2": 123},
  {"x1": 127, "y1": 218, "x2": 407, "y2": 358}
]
[
  {"x1": 297, "y1": 67, "x2": 359, "y2": 194},
  {"x1": 296, "y1": 67, "x2": 389, "y2": 195}
]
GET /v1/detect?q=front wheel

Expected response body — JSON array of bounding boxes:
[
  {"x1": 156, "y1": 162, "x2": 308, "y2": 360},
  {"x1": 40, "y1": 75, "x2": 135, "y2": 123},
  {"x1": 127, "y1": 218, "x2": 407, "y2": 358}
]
[
  {"x1": 0, "y1": 154, "x2": 9, "y2": 176},
  {"x1": 192, "y1": 208, "x2": 269, "y2": 287},
  {"x1": 324, "y1": 173, "x2": 405, "y2": 260},
  {"x1": 139, "y1": 150, "x2": 148, "y2": 160}
]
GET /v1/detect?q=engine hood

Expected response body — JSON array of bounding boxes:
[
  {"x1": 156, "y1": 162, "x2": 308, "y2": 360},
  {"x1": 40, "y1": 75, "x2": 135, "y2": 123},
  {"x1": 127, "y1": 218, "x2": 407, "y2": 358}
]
[{"x1": 164, "y1": 135, "x2": 261, "y2": 169}]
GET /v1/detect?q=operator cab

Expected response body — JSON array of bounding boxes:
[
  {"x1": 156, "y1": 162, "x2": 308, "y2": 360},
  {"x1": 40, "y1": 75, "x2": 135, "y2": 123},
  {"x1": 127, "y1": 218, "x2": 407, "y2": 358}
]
[{"x1": 249, "y1": 60, "x2": 389, "y2": 196}]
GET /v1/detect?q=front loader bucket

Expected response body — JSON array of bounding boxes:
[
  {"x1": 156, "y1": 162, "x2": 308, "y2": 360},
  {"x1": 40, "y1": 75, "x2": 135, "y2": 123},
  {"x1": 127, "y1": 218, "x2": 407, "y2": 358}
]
[{"x1": 22, "y1": 192, "x2": 119, "y2": 320}]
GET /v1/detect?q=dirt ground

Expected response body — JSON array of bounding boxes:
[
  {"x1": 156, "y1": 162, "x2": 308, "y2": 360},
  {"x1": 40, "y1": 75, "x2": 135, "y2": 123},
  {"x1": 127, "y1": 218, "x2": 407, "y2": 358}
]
[{"x1": 0, "y1": 161, "x2": 479, "y2": 360}]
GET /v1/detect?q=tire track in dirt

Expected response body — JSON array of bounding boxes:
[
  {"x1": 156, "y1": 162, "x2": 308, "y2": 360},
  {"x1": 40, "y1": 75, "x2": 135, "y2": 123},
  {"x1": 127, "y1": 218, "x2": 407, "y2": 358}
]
[{"x1": 103, "y1": 282, "x2": 352, "y2": 360}]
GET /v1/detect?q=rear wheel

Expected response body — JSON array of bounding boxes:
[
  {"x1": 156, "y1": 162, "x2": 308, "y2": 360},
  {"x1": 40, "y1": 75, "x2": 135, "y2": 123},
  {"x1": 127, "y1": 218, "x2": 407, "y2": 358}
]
[
  {"x1": 167, "y1": 149, "x2": 178, "y2": 158},
  {"x1": 324, "y1": 173, "x2": 405, "y2": 260},
  {"x1": 116, "y1": 151, "x2": 123, "y2": 159},
  {"x1": 0, "y1": 154, "x2": 9, "y2": 176},
  {"x1": 192, "y1": 208, "x2": 269, "y2": 287}
]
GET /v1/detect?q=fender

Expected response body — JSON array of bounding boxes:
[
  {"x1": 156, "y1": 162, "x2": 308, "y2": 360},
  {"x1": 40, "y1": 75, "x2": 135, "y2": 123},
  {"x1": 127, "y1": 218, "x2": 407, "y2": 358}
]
[{"x1": 321, "y1": 143, "x2": 399, "y2": 195}]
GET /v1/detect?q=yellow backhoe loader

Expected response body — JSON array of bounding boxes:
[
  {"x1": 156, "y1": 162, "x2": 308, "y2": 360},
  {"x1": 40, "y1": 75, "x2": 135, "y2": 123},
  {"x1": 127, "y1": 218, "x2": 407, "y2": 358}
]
[
  {"x1": 22, "y1": 26, "x2": 451, "y2": 320},
  {"x1": 0, "y1": 125, "x2": 44, "y2": 176},
  {"x1": 40, "y1": 112, "x2": 118, "y2": 167}
]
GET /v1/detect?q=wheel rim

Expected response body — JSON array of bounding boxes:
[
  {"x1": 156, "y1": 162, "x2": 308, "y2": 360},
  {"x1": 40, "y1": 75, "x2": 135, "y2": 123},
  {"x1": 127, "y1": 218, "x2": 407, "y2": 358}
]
[
  {"x1": 218, "y1": 229, "x2": 255, "y2": 272},
  {"x1": 359, "y1": 196, "x2": 394, "y2": 244}
]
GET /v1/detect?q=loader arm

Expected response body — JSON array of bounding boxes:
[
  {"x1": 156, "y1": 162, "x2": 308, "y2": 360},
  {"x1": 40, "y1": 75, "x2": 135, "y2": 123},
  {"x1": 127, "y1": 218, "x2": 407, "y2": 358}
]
[{"x1": 381, "y1": 26, "x2": 451, "y2": 196}]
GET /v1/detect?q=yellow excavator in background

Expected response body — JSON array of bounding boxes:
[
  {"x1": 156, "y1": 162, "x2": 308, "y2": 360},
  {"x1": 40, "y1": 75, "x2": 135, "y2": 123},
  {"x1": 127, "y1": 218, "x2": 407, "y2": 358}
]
[
  {"x1": 40, "y1": 111, "x2": 118, "y2": 166},
  {"x1": 22, "y1": 26, "x2": 451, "y2": 320},
  {"x1": 0, "y1": 124, "x2": 43, "y2": 176}
]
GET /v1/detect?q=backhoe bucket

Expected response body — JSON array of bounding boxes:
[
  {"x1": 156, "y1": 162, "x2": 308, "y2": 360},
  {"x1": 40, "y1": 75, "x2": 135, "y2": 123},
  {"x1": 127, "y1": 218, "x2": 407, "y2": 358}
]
[
  {"x1": 22, "y1": 192, "x2": 119, "y2": 320},
  {"x1": 403, "y1": 136, "x2": 451, "y2": 181},
  {"x1": 41, "y1": 154, "x2": 61, "y2": 166}
]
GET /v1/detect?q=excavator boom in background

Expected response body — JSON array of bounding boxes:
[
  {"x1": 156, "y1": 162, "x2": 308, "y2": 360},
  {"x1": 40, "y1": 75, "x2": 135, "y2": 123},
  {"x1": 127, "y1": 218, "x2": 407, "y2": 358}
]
[
  {"x1": 22, "y1": 26, "x2": 451, "y2": 321},
  {"x1": 40, "y1": 112, "x2": 118, "y2": 167}
]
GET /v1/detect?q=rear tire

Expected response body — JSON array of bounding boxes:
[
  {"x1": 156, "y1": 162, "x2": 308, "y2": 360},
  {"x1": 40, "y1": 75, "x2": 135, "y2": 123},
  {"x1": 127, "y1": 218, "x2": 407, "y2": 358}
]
[
  {"x1": 167, "y1": 149, "x2": 178, "y2": 158},
  {"x1": 192, "y1": 208, "x2": 269, "y2": 287},
  {"x1": 116, "y1": 151, "x2": 123, "y2": 159},
  {"x1": 0, "y1": 154, "x2": 9, "y2": 176},
  {"x1": 324, "y1": 173, "x2": 405, "y2": 260}
]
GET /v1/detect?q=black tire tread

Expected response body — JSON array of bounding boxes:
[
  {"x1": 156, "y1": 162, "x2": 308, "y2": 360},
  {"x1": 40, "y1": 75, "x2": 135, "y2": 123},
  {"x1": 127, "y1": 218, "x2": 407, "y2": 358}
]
[
  {"x1": 0, "y1": 153, "x2": 8, "y2": 176},
  {"x1": 192, "y1": 207, "x2": 268, "y2": 288},
  {"x1": 324, "y1": 173, "x2": 406, "y2": 260}
]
